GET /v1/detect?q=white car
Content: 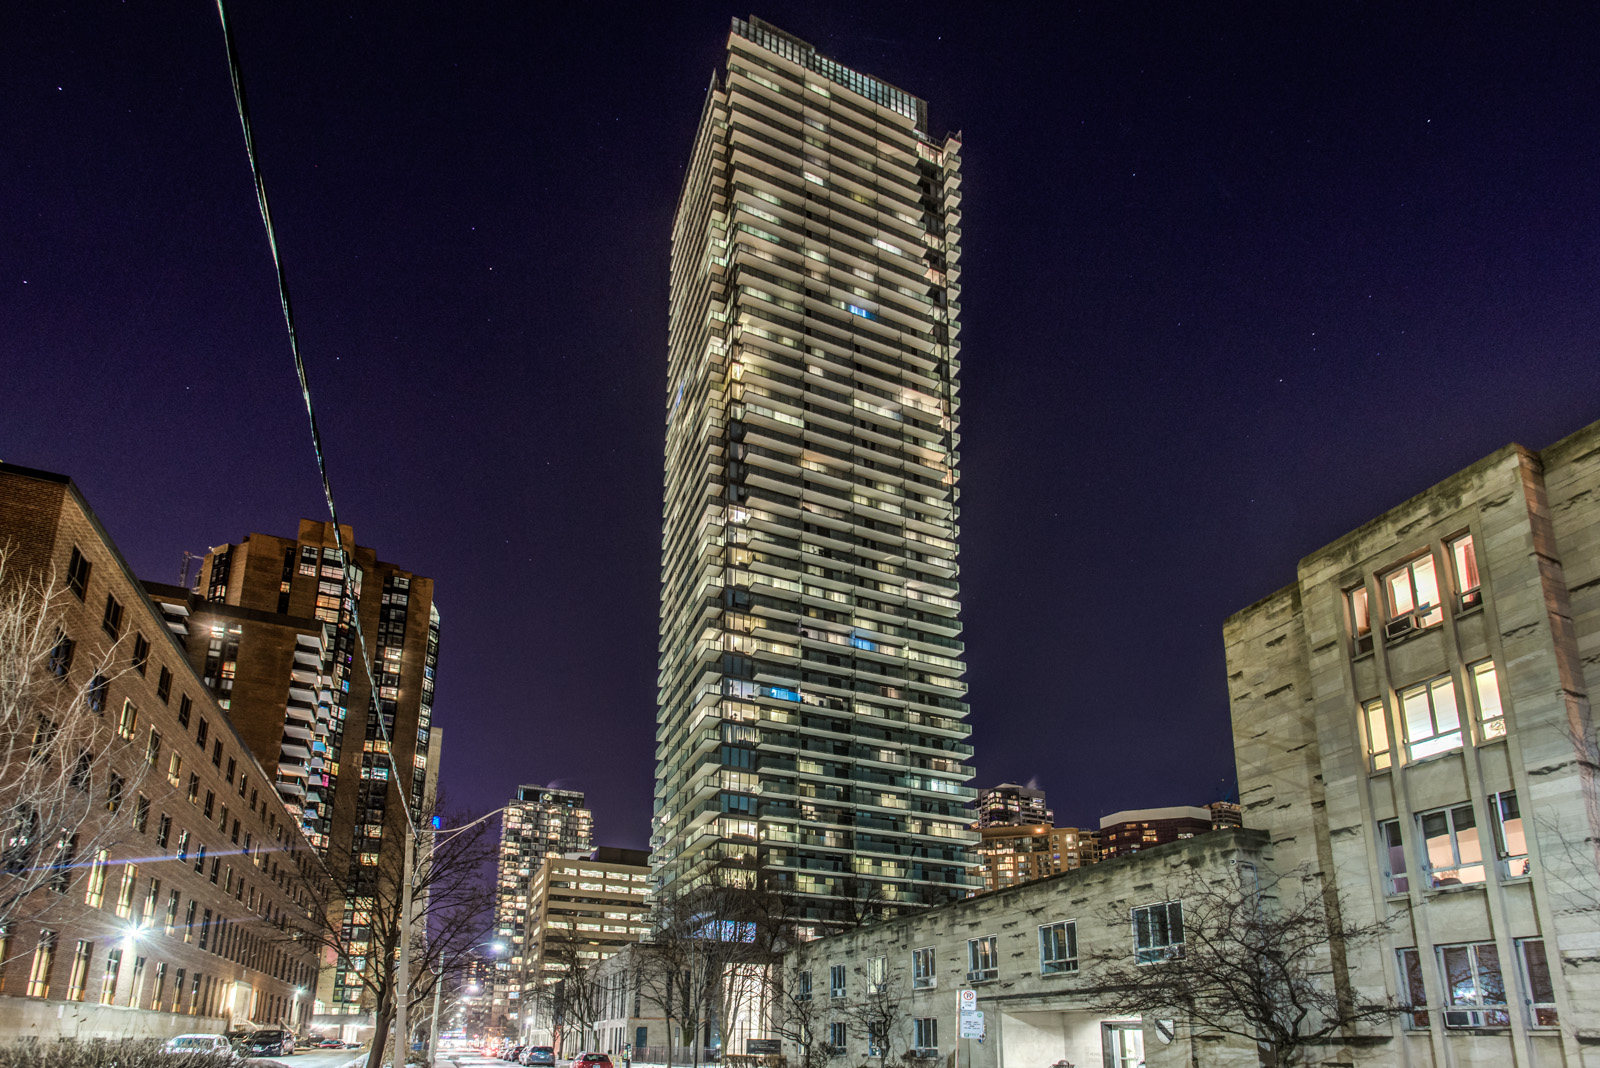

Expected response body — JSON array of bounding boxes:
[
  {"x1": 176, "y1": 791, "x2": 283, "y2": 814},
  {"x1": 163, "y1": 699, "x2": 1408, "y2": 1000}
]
[{"x1": 164, "y1": 1034, "x2": 236, "y2": 1057}]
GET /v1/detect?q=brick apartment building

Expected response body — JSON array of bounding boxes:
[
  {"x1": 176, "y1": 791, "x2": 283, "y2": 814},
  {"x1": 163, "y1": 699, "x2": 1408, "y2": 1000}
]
[
  {"x1": 174, "y1": 521, "x2": 442, "y2": 1019},
  {"x1": 0, "y1": 463, "x2": 325, "y2": 1039}
]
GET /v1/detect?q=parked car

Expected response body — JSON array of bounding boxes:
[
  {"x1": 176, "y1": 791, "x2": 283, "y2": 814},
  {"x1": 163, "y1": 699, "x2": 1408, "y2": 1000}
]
[
  {"x1": 317, "y1": 1037, "x2": 344, "y2": 1048},
  {"x1": 522, "y1": 1046, "x2": 556, "y2": 1066},
  {"x1": 505, "y1": 1045, "x2": 525, "y2": 1062},
  {"x1": 574, "y1": 1053, "x2": 614, "y2": 1068},
  {"x1": 240, "y1": 1029, "x2": 296, "y2": 1057},
  {"x1": 163, "y1": 1034, "x2": 236, "y2": 1057}
]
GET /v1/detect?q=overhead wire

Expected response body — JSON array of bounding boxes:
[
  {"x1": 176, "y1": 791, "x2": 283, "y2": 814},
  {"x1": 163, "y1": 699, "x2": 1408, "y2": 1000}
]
[{"x1": 212, "y1": 0, "x2": 416, "y2": 834}]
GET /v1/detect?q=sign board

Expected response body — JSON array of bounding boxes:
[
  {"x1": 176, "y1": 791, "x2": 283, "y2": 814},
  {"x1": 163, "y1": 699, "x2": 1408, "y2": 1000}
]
[
  {"x1": 959, "y1": 1011, "x2": 985, "y2": 1039},
  {"x1": 957, "y1": 989, "x2": 977, "y2": 1012},
  {"x1": 747, "y1": 1040, "x2": 782, "y2": 1055}
]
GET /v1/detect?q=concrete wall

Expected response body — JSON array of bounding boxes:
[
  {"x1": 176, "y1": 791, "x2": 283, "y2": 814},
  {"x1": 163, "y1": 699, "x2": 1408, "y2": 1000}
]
[
  {"x1": 0, "y1": 993, "x2": 229, "y2": 1041},
  {"x1": 1225, "y1": 418, "x2": 1600, "y2": 1068},
  {"x1": 785, "y1": 830, "x2": 1268, "y2": 1068}
]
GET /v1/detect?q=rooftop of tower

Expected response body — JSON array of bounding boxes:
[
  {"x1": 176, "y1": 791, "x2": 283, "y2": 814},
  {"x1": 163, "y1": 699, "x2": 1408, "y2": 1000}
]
[{"x1": 733, "y1": 15, "x2": 929, "y2": 133}]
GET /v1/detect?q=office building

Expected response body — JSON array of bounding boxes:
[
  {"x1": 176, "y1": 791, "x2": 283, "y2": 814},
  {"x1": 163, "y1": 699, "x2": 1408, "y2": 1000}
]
[
  {"x1": 184, "y1": 521, "x2": 442, "y2": 1017},
  {"x1": 654, "y1": 15, "x2": 974, "y2": 923},
  {"x1": 972, "y1": 782, "x2": 1053, "y2": 828},
  {"x1": 491, "y1": 786, "x2": 594, "y2": 1033},
  {"x1": 0, "y1": 464, "x2": 324, "y2": 1038},
  {"x1": 1226, "y1": 418, "x2": 1600, "y2": 1064},
  {"x1": 519, "y1": 848, "x2": 652, "y2": 1046}
]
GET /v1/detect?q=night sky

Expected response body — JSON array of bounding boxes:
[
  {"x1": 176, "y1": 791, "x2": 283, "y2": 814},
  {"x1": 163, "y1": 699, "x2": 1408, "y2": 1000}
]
[{"x1": 6, "y1": 3, "x2": 1599, "y2": 848}]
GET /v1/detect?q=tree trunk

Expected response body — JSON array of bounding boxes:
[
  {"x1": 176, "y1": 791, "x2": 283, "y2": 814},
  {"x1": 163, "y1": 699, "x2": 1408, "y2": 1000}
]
[{"x1": 367, "y1": 998, "x2": 394, "y2": 1068}]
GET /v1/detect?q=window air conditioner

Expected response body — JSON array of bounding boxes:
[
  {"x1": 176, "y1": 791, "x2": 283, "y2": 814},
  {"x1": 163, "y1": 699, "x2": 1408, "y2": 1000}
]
[{"x1": 1384, "y1": 616, "x2": 1416, "y2": 640}]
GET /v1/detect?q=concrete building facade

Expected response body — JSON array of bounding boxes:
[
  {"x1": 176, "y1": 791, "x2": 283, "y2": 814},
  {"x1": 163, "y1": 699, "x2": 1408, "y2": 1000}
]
[
  {"x1": 784, "y1": 829, "x2": 1270, "y2": 1068},
  {"x1": 0, "y1": 464, "x2": 325, "y2": 1039},
  {"x1": 655, "y1": 14, "x2": 975, "y2": 925},
  {"x1": 1226, "y1": 419, "x2": 1600, "y2": 1067}
]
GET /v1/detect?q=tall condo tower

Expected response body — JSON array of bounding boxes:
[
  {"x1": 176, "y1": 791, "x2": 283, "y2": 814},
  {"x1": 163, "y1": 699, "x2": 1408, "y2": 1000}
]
[{"x1": 656, "y1": 17, "x2": 975, "y2": 923}]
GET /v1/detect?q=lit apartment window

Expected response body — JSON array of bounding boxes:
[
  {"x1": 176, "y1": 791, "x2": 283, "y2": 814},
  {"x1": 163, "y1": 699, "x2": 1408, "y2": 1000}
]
[
  {"x1": 1379, "y1": 820, "x2": 1409, "y2": 895},
  {"x1": 1439, "y1": 942, "x2": 1509, "y2": 1027},
  {"x1": 1491, "y1": 792, "x2": 1529, "y2": 878},
  {"x1": 1451, "y1": 534, "x2": 1481, "y2": 609},
  {"x1": 84, "y1": 849, "x2": 109, "y2": 908},
  {"x1": 66, "y1": 939, "x2": 92, "y2": 1001},
  {"x1": 1519, "y1": 939, "x2": 1558, "y2": 1027},
  {"x1": 967, "y1": 935, "x2": 999, "y2": 981},
  {"x1": 829, "y1": 963, "x2": 847, "y2": 997},
  {"x1": 1363, "y1": 699, "x2": 1391, "y2": 770},
  {"x1": 1398, "y1": 949, "x2": 1429, "y2": 1028},
  {"x1": 1133, "y1": 901, "x2": 1185, "y2": 964},
  {"x1": 27, "y1": 931, "x2": 57, "y2": 997},
  {"x1": 1469, "y1": 660, "x2": 1506, "y2": 740},
  {"x1": 1384, "y1": 554, "x2": 1442, "y2": 637},
  {"x1": 1039, "y1": 920, "x2": 1078, "y2": 975},
  {"x1": 1420, "y1": 804, "x2": 1485, "y2": 888},
  {"x1": 1348, "y1": 585, "x2": 1373, "y2": 654},
  {"x1": 1399, "y1": 675, "x2": 1461, "y2": 760},
  {"x1": 99, "y1": 947, "x2": 122, "y2": 1004},
  {"x1": 167, "y1": 754, "x2": 181, "y2": 787},
  {"x1": 117, "y1": 700, "x2": 138, "y2": 740},
  {"x1": 911, "y1": 946, "x2": 935, "y2": 988},
  {"x1": 114, "y1": 864, "x2": 137, "y2": 918},
  {"x1": 145, "y1": 729, "x2": 160, "y2": 767}
]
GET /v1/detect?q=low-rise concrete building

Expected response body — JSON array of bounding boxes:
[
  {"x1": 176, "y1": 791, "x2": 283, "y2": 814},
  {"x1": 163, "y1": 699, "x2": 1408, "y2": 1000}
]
[
  {"x1": 1227, "y1": 418, "x2": 1600, "y2": 1067},
  {"x1": 785, "y1": 828, "x2": 1269, "y2": 1068}
]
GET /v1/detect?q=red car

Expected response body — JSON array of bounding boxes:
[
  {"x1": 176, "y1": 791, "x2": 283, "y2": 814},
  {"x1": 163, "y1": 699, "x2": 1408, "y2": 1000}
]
[{"x1": 574, "y1": 1054, "x2": 614, "y2": 1068}]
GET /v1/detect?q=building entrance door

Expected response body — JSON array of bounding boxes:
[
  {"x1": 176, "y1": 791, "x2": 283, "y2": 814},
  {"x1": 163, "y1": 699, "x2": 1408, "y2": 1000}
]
[{"x1": 1101, "y1": 1023, "x2": 1143, "y2": 1068}]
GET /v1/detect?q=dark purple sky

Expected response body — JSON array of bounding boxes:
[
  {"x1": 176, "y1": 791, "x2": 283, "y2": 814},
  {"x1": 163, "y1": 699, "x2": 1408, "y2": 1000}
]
[{"x1": 6, "y1": 3, "x2": 1598, "y2": 846}]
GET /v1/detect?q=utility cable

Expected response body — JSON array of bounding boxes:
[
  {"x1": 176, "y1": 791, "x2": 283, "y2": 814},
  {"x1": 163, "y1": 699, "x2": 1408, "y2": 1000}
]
[{"x1": 213, "y1": 0, "x2": 416, "y2": 834}]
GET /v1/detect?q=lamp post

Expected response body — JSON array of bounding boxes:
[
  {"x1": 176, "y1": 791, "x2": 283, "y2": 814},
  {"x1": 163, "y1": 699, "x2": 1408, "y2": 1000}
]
[
  {"x1": 393, "y1": 806, "x2": 511, "y2": 1068},
  {"x1": 428, "y1": 942, "x2": 504, "y2": 1065}
]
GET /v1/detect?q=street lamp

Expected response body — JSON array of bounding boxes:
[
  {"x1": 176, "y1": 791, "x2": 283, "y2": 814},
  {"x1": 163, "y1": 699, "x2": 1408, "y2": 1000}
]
[{"x1": 428, "y1": 940, "x2": 505, "y2": 1065}]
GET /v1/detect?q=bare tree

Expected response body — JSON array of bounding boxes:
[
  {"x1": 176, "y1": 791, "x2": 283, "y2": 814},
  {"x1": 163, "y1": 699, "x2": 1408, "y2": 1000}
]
[
  {"x1": 537, "y1": 925, "x2": 609, "y2": 1056},
  {"x1": 292, "y1": 799, "x2": 495, "y2": 1068},
  {"x1": 848, "y1": 957, "x2": 909, "y2": 1067},
  {"x1": 1085, "y1": 864, "x2": 1401, "y2": 1068},
  {"x1": 0, "y1": 549, "x2": 154, "y2": 932},
  {"x1": 763, "y1": 958, "x2": 835, "y2": 1068}
]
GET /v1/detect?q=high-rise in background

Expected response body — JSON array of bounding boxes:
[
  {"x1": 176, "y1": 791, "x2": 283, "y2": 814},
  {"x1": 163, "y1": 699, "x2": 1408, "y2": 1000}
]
[
  {"x1": 491, "y1": 786, "x2": 593, "y2": 1033},
  {"x1": 157, "y1": 521, "x2": 442, "y2": 1017},
  {"x1": 654, "y1": 17, "x2": 974, "y2": 923}
]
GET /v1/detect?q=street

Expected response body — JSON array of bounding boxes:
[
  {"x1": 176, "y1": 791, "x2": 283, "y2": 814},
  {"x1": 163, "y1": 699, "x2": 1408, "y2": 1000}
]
[{"x1": 243, "y1": 1048, "x2": 369, "y2": 1068}]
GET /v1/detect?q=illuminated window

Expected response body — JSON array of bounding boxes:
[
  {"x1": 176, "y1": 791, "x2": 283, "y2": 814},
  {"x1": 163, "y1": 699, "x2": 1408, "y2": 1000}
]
[
  {"x1": 66, "y1": 940, "x2": 92, "y2": 1001},
  {"x1": 1364, "y1": 699, "x2": 1392, "y2": 770},
  {"x1": 1384, "y1": 554, "x2": 1443, "y2": 636},
  {"x1": 1039, "y1": 921, "x2": 1078, "y2": 975},
  {"x1": 84, "y1": 850, "x2": 109, "y2": 908},
  {"x1": 1470, "y1": 661, "x2": 1505, "y2": 740},
  {"x1": 1450, "y1": 534, "x2": 1481, "y2": 609},
  {"x1": 1491, "y1": 792, "x2": 1528, "y2": 878},
  {"x1": 27, "y1": 932, "x2": 57, "y2": 997},
  {"x1": 1348, "y1": 585, "x2": 1372, "y2": 654},
  {"x1": 117, "y1": 700, "x2": 138, "y2": 741},
  {"x1": 1419, "y1": 805, "x2": 1485, "y2": 888},
  {"x1": 1399, "y1": 675, "x2": 1461, "y2": 760}
]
